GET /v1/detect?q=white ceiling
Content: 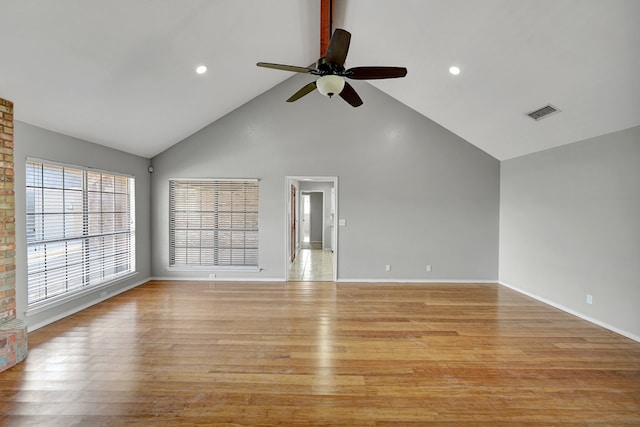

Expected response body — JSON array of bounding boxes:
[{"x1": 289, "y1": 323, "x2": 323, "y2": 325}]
[{"x1": 1, "y1": 0, "x2": 639, "y2": 160}]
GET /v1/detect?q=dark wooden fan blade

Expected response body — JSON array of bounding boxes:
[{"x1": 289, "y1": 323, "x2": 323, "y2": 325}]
[
  {"x1": 325, "y1": 29, "x2": 351, "y2": 67},
  {"x1": 346, "y1": 66, "x2": 408, "y2": 80},
  {"x1": 286, "y1": 82, "x2": 317, "y2": 102},
  {"x1": 257, "y1": 62, "x2": 314, "y2": 73},
  {"x1": 339, "y1": 82, "x2": 363, "y2": 107}
]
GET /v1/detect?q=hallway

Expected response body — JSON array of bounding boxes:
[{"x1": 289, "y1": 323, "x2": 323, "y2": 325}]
[{"x1": 288, "y1": 244, "x2": 333, "y2": 281}]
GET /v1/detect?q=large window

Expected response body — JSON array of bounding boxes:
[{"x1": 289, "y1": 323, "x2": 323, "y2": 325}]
[
  {"x1": 169, "y1": 179, "x2": 259, "y2": 268},
  {"x1": 26, "y1": 160, "x2": 136, "y2": 306}
]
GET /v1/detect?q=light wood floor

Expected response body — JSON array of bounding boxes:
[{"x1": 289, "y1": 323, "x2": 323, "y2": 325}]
[
  {"x1": 1, "y1": 281, "x2": 639, "y2": 426},
  {"x1": 288, "y1": 248, "x2": 333, "y2": 281}
]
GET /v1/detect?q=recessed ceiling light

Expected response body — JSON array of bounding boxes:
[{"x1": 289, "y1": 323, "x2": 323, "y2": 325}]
[
  {"x1": 449, "y1": 66, "x2": 461, "y2": 75},
  {"x1": 195, "y1": 65, "x2": 207, "y2": 74}
]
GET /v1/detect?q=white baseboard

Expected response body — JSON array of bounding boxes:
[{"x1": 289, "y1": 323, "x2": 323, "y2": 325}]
[
  {"x1": 152, "y1": 277, "x2": 496, "y2": 284},
  {"x1": 499, "y1": 281, "x2": 640, "y2": 343},
  {"x1": 151, "y1": 276, "x2": 286, "y2": 282},
  {"x1": 336, "y1": 279, "x2": 497, "y2": 284}
]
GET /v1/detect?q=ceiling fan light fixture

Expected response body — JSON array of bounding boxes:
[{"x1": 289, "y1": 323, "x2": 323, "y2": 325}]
[{"x1": 316, "y1": 75, "x2": 345, "y2": 98}]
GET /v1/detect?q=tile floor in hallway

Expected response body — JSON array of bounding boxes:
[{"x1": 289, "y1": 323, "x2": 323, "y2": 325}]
[{"x1": 288, "y1": 244, "x2": 333, "y2": 281}]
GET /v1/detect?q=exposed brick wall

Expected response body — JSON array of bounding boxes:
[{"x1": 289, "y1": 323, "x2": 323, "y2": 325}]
[
  {"x1": 0, "y1": 98, "x2": 15, "y2": 324},
  {"x1": 0, "y1": 97, "x2": 25, "y2": 372}
]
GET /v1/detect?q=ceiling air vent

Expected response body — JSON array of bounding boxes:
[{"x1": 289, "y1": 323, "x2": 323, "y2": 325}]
[{"x1": 526, "y1": 104, "x2": 560, "y2": 121}]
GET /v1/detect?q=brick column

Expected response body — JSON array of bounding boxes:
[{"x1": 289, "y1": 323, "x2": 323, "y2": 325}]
[{"x1": 0, "y1": 97, "x2": 27, "y2": 372}]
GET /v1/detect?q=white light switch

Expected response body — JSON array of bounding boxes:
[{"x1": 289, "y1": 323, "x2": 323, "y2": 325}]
[{"x1": 338, "y1": 219, "x2": 346, "y2": 226}]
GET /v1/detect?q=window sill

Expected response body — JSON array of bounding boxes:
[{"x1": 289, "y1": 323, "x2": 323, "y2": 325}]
[
  {"x1": 167, "y1": 266, "x2": 262, "y2": 273},
  {"x1": 26, "y1": 272, "x2": 139, "y2": 317}
]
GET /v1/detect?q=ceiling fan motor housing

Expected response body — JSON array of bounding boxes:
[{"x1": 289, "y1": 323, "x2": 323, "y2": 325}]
[{"x1": 316, "y1": 57, "x2": 344, "y2": 75}]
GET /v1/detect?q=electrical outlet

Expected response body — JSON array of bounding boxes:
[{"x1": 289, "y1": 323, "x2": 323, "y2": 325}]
[
  {"x1": 209, "y1": 273, "x2": 216, "y2": 279},
  {"x1": 586, "y1": 294, "x2": 593, "y2": 305},
  {"x1": 100, "y1": 291, "x2": 107, "y2": 298},
  {"x1": 385, "y1": 264, "x2": 391, "y2": 272},
  {"x1": 426, "y1": 265, "x2": 432, "y2": 272}
]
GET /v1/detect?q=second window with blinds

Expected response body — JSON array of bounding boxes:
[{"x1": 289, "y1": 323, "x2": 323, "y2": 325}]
[{"x1": 169, "y1": 179, "x2": 259, "y2": 269}]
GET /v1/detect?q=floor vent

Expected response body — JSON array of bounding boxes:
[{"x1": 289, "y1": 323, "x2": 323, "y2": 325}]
[{"x1": 527, "y1": 104, "x2": 560, "y2": 121}]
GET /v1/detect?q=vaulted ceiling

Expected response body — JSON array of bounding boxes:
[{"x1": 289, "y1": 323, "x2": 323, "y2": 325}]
[{"x1": 1, "y1": 0, "x2": 638, "y2": 160}]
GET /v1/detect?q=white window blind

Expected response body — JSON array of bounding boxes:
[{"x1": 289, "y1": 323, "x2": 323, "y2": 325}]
[
  {"x1": 26, "y1": 160, "x2": 136, "y2": 306},
  {"x1": 169, "y1": 179, "x2": 259, "y2": 268}
]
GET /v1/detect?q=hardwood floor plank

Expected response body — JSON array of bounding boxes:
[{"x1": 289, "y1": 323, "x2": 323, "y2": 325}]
[{"x1": 1, "y1": 280, "x2": 638, "y2": 425}]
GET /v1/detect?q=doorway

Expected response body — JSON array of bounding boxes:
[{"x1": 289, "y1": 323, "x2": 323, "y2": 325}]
[
  {"x1": 285, "y1": 177, "x2": 337, "y2": 282},
  {"x1": 301, "y1": 193, "x2": 311, "y2": 245}
]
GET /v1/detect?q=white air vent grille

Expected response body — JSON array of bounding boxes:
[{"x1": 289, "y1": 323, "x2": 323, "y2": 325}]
[{"x1": 527, "y1": 104, "x2": 560, "y2": 121}]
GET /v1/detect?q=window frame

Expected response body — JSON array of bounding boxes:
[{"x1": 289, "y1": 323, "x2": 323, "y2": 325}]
[
  {"x1": 25, "y1": 158, "x2": 136, "y2": 308},
  {"x1": 168, "y1": 178, "x2": 259, "y2": 271}
]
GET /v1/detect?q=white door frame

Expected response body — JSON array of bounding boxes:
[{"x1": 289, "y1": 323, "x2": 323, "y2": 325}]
[{"x1": 285, "y1": 176, "x2": 338, "y2": 282}]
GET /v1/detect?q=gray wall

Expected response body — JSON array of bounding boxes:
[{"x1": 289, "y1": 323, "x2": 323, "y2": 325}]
[
  {"x1": 14, "y1": 122, "x2": 152, "y2": 330},
  {"x1": 11, "y1": 75, "x2": 637, "y2": 340},
  {"x1": 151, "y1": 74, "x2": 500, "y2": 281},
  {"x1": 499, "y1": 126, "x2": 640, "y2": 338}
]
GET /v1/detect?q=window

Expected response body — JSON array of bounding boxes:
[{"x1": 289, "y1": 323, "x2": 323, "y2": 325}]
[
  {"x1": 169, "y1": 179, "x2": 258, "y2": 268},
  {"x1": 26, "y1": 160, "x2": 135, "y2": 306}
]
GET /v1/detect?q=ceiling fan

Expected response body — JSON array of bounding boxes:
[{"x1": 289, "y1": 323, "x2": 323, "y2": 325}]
[{"x1": 257, "y1": 29, "x2": 407, "y2": 107}]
